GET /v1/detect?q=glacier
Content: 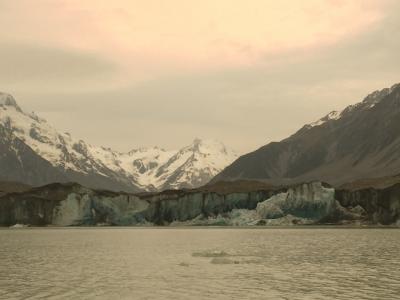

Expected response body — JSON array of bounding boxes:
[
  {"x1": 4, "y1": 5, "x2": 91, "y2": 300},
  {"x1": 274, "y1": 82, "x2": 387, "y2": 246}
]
[{"x1": 2, "y1": 181, "x2": 397, "y2": 227}]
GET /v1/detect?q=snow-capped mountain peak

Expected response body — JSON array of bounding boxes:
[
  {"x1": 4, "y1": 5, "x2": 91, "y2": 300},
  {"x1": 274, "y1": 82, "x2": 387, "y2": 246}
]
[
  {"x1": 186, "y1": 138, "x2": 237, "y2": 168},
  {"x1": 0, "y1": 92, "x2": 19, "y2": 108},
  {"x1": 191, "y1": 138, "x2": 228, "y2": 153},
  {"x1": 0, "y1": 94, "x2": 237, "y2": 191},
  {"x1": 150, "y1": 138, "x2": 238, "y2": 190}
]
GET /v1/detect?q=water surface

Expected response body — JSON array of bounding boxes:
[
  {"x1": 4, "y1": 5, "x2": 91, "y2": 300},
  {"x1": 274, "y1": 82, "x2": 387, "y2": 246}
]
[{"x1": 0, "y1": 228, "x2": 399, "y2": 299}]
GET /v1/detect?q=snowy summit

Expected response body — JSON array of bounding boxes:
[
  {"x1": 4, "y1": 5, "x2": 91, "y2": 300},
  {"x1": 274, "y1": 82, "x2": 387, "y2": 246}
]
[{"x1": 0, "y1": 94, "x2": 237, "y2": 191}]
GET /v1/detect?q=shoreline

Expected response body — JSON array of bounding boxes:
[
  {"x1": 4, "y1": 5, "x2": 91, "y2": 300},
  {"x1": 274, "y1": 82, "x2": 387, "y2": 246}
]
[{"x1": 2, "y1": 224, "x2": 400, "y2": 230}]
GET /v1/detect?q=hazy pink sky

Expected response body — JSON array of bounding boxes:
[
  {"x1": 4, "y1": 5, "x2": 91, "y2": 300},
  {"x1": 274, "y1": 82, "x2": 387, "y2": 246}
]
[{"x1": 0, "y1": 0, "x2": 399, "y2": 152}]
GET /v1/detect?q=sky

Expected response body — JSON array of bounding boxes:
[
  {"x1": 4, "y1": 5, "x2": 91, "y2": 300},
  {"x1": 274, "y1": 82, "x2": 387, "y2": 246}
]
[{"x1": 0, "y1": 0, "x2": 399, "y2": 153}]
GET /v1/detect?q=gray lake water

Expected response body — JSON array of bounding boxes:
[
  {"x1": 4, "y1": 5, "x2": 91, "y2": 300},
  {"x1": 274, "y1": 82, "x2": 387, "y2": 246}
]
[{"x1": 0, "y1": 228, "x2": 399, "y2": 300}]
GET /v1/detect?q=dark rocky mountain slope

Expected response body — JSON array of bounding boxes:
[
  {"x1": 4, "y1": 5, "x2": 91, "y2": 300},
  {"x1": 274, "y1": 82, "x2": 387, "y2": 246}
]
[{"x1": 212, "y1": 83, "x2": 400, "y2": 186}]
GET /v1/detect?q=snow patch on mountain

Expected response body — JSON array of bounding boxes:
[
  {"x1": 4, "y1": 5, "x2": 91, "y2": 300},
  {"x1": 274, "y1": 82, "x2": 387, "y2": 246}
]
[
  {"x1": 304, "y1": 83, "x2": 400, "y2": 130},
  {"x1": 307, "y1": 110, "x2": 341, "y2": 128}
]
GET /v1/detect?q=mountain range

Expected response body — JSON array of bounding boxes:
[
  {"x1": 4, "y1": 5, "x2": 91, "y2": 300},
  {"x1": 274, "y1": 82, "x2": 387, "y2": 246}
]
[
  {"x1": 213, "y1": 83, "x2": 400, "y2": 186},
  {"x1": 2, "y1": 83, "x2": 400, "y2": 192},
  {"x1": 0, "y1": 93, "x2": 237, "y2": 192}
]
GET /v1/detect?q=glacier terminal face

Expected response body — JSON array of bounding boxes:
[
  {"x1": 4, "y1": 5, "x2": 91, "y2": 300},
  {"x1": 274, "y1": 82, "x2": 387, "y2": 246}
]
[
  {"x1": 256, "y1": 182, "x2": 336, "y2": 220},
  {"x1": 172, "y1": 182, "x2": 340, "y2": 226},
  {"x1": 2, "y1": 181, "x2": 398, "y2": 227}
]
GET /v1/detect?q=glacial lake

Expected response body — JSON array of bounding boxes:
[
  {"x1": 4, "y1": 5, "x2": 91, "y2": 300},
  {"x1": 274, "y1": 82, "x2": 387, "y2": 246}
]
[{"x1": 0, "y1": 228, "x2": 399, "y2": 299}]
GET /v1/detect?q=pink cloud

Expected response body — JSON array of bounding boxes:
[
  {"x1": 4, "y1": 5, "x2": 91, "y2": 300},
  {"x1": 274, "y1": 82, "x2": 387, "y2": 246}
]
[{"x1": 0, "y1": 0, "x2": 393, "y2": 82}]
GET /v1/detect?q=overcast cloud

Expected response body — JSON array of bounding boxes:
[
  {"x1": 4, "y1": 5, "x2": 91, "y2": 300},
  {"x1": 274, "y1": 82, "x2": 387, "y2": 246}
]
[{"x1": 0, "y1": 0, "x2": 399, "y2": 153}]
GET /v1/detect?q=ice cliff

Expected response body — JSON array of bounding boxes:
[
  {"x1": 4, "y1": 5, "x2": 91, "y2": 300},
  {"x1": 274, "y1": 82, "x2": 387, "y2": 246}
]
[{"x1": 0, "y1": 181, "x2": 399, "y2": 226}]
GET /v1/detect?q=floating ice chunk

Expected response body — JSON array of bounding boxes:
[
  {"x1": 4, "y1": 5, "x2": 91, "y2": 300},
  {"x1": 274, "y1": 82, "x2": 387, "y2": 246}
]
[
  {"x1": 9, "y1": 223, "x2": 29, "y2": 228},
  {"x1": 192, "y1": 250, "x2": 229, "y2": 257}
]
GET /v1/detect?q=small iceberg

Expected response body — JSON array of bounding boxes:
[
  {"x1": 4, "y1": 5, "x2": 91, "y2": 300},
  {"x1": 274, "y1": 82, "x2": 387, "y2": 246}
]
[
  {"x1": 9, "y1": 224, "x2": 29, "y2": 228},
  {"x1": 192, "y1": 250, "x2": 229, "y2": 257}
]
